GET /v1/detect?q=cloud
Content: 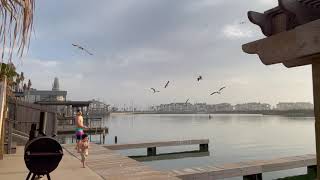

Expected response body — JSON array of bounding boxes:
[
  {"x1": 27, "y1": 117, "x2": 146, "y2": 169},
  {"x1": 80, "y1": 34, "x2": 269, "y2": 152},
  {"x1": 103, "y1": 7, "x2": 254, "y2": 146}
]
[
  {"x1": 15, "y1": 0, "x2": 313, "y2": 107},
  {"x1": 222, "y1": 23, "x2": 254, "y2": 39},
  {"x1": 24, "y1": 58, "x2": 60, "y2": 68}
]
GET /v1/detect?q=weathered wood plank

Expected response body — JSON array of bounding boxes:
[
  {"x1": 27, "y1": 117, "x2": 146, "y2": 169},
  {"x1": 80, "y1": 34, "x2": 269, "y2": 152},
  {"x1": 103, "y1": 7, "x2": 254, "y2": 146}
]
[
  {"x1": 63, "y1": 144, "x2": 180, "y2": 180},
  {"x1": 168, "y1": 154, "x2": 316, "y2": 180},
  {"x1": 313, "y1": 61, "x2": 320, "y2": 180},
  {"x1": 104, "y1": 139, "x2": 209, "y2": 150},
  {"x1": 57, "y1": 126, "x2": 107, "y2": 134},
  {"x1": 0, "y1": 78, "x2": 6, "y2": 159},
  {"x1": 242, "y1": 19, "x2": 320, "y2": 67}
]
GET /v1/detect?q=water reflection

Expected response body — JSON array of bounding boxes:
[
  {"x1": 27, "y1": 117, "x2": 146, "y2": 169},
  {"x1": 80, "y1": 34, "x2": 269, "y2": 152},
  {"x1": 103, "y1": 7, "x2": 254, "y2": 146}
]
[{"x1": 59, "y1": 113, "x2": 316, "y2": 179}]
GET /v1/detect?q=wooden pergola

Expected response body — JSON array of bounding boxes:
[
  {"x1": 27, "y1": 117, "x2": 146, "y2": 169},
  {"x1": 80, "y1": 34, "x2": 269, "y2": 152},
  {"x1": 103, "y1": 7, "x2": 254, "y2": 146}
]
[{"x1": 242, "y1": 0, "x2": 320, "y2": 179}]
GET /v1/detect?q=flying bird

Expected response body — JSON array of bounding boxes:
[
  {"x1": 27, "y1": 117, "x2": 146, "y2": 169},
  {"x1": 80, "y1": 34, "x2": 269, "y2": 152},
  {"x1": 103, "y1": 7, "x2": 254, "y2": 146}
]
[
  {"x1": 219, "y1": 86, "x2": 226, "y2": 92},
  {"x1": 210, "y1": 91, "x2": 220, "y2": 95},
  {"x1": 164, "y1": 81, "x2": 170, "y2": 88},
  {"x1": 150, "y1": 88, "x2": 160, "y2": 93},
  {"x1": 72, "y1": 43, "x2": 93, "y2": 55},
  {"x1": 197, "y1": 75, "x2": 202, "y2": 82},
  {"x1": 210, "y1": 86, "x2": 226, "y2": 95}
]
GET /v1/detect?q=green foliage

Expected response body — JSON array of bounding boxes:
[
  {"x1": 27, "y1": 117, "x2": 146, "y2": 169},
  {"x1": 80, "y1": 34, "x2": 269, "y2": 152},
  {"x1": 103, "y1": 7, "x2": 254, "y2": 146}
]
[{"x1": 0, "y1": 63, "x2": 18, "y2": 81}]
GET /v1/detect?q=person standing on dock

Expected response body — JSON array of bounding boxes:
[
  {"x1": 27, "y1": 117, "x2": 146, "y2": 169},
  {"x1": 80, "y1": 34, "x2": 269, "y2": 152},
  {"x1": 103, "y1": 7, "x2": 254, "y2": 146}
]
[{"x1": 75, "y1": 109, "x2": 87, "y2": 152}]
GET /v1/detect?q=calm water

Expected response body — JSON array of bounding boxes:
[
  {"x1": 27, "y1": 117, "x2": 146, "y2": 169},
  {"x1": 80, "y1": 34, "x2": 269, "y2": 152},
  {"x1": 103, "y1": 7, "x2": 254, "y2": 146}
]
[{"x1": 65, "y1": 114, "x2": 316, "y2": 179}]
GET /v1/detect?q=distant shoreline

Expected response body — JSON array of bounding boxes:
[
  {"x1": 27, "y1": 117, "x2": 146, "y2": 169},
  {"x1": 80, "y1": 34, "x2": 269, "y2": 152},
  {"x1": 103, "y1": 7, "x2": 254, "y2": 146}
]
[{"x1": 111, "y1": 110, "x2": 314, "y2": 117}]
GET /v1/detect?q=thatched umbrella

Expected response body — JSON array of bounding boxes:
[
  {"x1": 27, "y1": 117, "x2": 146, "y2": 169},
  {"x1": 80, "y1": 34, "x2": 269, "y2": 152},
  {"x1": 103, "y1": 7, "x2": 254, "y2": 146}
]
[{"x1": 0, "y1": 0, "x2": 35, "y2": 62}]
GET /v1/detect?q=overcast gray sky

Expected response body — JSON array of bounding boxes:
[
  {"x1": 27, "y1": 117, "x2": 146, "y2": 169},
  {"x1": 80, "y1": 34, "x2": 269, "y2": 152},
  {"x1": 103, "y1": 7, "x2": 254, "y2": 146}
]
[{"x1": 14, "y1": 0, "x2": 313, "y2": 108}]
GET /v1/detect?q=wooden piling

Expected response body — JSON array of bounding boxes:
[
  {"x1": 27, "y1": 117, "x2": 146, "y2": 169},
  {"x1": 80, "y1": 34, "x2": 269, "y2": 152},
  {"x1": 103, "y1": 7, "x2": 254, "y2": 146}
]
[
  {"x1": 312, "y1": 62, "x2": 320, "y2": 180},
  {"x1": 199, "y1": 144, "x2": 209, "y2": 152},
  {"x1": 307, "y1": 165, "x2": 317, "y2": 177},
  {"x1": 147, "y1": 147, "x2": 156, "y2": 156},
  {"x1": 243, "y1": 174, "x2": 262, "y2": 180}
]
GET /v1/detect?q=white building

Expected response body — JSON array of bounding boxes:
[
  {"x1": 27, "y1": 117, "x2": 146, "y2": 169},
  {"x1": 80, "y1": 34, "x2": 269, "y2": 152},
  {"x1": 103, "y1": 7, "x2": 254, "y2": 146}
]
[
  {"x1": 276, "y1": 102, "x2": 313, "y2": 111},
  {"x1": 234, "y1": 103, "x2": 271, "y2": 111}
]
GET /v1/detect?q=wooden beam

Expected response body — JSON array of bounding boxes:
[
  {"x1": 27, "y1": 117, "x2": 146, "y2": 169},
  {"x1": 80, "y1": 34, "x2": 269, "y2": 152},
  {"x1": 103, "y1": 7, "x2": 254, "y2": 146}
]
[
  {"x1": 0, "y1": 77, "x2": 7, "y2": 159},
  {"x1": 242, "y1": 19, "x2": 320, "y2": 67},
  {"x1": 312, "y1": 61, "x2": 320, "y2": 180},
  {"x1": 168, "y1": 154, "x2": 316, "y2": 180},
  {"x1": 104, "y1": 139, "x2": 209, "y2": 150}
]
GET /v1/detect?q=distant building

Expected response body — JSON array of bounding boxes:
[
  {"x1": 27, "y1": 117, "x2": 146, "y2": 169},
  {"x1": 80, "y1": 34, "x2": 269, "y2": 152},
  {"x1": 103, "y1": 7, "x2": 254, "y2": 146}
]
[
  {"x1": 215, "y1": 103, "x2": 233, "y2": 112},
  {"x1": 157, "y1": 103, "x2": 194, "y2": 113},
  {"x1": 52, "y1": 77, "x2": 60, "y2": 91},
  {"x1": 194, "y1": 103, "x2": 207, "y2": 113},
  {"x1": 276, "y1": 102, "x2": 314, "y2": 111},
  {"x1": 23, "y1": 77, "x2": 67, "y2": 103},
  {"x1": 234, "y1": 103, "x2": 271, "y2": 111}
]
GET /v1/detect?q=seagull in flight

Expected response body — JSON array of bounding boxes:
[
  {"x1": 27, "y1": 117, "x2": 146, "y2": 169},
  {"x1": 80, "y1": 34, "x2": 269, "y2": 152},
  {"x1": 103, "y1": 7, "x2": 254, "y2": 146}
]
[
  {"x1": 210, "y1": 86, "x2": 226, "y2": 95},
  {"x1": 219, "y1": 86, "x2": 226, "y2": 92},
  {"x1": 150, "y1": 88, "x2": 160, "y2": 93},
  {"x1": 197, "y1": 75, "x2": 202, "y2": 82},
  {"x1": 72, "y1": 43, "x2": 93, "y2": 55},
  {"x1": 164, "y1": 81, "x2": 170, "y2": 88},
  {"x1": 210, "y1": 91, "x2": 220, "y2": 95}
]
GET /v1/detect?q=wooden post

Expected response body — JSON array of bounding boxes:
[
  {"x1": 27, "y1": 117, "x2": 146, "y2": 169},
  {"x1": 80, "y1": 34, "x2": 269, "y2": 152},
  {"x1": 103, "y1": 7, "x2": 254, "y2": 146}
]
[
  {"x1": 199, "y1": 144, "x2": 209, "y2": 152},
  {"x1": 312, "y1": 62, "x2": 320, "y2": 180},
  {"x1": 0, "y1": 77, "x2": 7, "y2": 159},
  {"x1": 147, "y1": 147, "x2": 156, "y2": 156},
  {"x1": 307, "y1": 165, "x2": 317, "y2": 177},
  {"x1": 243, "y1": 173, "x2": 262, "y2": 180}
]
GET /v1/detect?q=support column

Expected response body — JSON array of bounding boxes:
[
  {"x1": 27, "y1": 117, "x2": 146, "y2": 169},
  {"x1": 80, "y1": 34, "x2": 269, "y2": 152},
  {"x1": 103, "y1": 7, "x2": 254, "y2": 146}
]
[
  {"x1": 307, "y1": 165, "x2": 317, "y2": 178},
  {"x1": 243, "y1": 173, "x2": 262, "y2": 180},
  {"x1": 199, "y1": 144, "x2": 209, "y2": 152},
  {"x1": 147, "y1": 147, "x2": 156, "y2": 156},
  {"x1": 312, "y1": 62, "x2": 320, "y2": 180}
]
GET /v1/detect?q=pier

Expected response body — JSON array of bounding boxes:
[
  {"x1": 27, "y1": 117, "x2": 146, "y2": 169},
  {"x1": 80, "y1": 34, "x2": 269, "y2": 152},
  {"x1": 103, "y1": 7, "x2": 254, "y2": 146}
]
[
  {"x1": 167, "y1": 154, "x2": 316, "y2": 180},
  {"x1": 104, "y1": 139, "x2": 209, "y2": 156},
  {"x1": 63, "y1": 143, "x2": 180, "y2": 180}
]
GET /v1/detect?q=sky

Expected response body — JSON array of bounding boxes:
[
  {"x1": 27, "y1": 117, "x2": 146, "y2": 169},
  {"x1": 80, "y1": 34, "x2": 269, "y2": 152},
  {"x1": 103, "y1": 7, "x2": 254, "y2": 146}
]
[{"x1": 12, "y1": 0, "x2": 313, "y2": 109}]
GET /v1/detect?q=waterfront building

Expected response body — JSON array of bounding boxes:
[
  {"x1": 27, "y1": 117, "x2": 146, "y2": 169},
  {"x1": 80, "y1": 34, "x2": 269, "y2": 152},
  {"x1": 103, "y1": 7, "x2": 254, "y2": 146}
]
[
  {"x1": 194, "y1": 103, "x2": 208, "y2": 113},
  {"x1": 157, "y1": 103, "x2": 194, "y2": 113},
  {"x1": 215, "y1": 103, "x2": 233, "y2": 112},
  {"x1": 234, "y1": 102, "x2": 271, "y2": 111},
  {"x1": 276, "y1": 102, "x2": 314, "y2": 111},
  {"x1": 22, "y1": 77, "x2": 67, "y2": 103},
  {"x1": 88, "y1": 99, "x2": 110, "y2": 116}
]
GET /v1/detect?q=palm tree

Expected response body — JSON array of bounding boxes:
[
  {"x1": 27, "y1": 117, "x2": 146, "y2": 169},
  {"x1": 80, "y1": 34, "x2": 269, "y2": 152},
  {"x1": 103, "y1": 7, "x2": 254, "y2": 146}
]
[{"x1": 0, "y1": 0, "x2": 35, "y2": 62}]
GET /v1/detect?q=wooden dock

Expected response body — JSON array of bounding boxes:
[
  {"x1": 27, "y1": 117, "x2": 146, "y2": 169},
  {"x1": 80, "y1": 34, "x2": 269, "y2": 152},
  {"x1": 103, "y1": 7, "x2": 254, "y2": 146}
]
[
  {"x1": 57, "y1": 126, "x2": 108, "y2": 135},
  {"x1": 167, "y1": 154, "x2": 316, "y2": 180},
  {"x1": 104, "y1": 139, "x2": 209, "y2": 156},
  {"x1": 63, "y1": 144, "x2": 180, "y2": 180}
]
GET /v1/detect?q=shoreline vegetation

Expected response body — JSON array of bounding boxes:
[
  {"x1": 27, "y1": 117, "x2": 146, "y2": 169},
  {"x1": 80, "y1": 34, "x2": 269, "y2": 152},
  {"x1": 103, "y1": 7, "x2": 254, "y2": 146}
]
[{"x1": 112, "y1": 110, "x2": 314, "y2": 117}]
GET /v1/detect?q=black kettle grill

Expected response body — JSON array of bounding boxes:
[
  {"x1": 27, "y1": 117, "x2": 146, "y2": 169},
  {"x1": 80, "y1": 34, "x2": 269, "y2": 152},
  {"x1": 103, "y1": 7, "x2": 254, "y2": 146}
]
[{"x1": 24, "y1": 112, "x2": 63, "y2": 180}]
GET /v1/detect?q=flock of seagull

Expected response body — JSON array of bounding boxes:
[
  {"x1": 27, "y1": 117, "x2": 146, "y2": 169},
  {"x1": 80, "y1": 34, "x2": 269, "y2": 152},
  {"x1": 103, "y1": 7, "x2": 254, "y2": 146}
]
[
  {"x1": 71, "y1": 43, "x2": 227, "y2": 104},
  {"x1": 150, "y1": 76, "x2": 226, "y2": 104}
]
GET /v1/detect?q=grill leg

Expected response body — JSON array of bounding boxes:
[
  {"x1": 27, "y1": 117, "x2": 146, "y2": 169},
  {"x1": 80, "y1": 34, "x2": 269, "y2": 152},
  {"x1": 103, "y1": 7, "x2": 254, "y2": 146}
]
[
  {"x1": 46, "y1": 173, "x2": 51, "y2": 180},
  {"x1": 26, "y1": 172, "x2": 32, "y2": 180}
]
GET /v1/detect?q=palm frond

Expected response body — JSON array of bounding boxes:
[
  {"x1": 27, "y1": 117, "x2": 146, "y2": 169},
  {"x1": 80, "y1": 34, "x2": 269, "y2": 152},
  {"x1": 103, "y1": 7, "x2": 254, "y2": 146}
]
[{"x1": 0, "y1": 0, "x2": 35, "y2": 62}]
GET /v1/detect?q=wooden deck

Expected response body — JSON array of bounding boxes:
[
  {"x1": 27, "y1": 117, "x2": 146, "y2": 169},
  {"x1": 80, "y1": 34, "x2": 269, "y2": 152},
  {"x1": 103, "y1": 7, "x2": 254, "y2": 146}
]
[
  {"x1": 63, "y1": 144, "x2": 180, "y2": 180},
  {"x1": 57, "y1": 126, "x2": 108, "y2": 135},
  {"x1": 167, "y1": 154, "x2": 316, "y2": 180},
  {"x1": 104, "y1": 139, "x2": 209, "y2": 150},
  {"x1": 104, "y1": 139, "x2": 209, "y2": 156}
]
